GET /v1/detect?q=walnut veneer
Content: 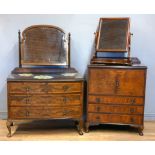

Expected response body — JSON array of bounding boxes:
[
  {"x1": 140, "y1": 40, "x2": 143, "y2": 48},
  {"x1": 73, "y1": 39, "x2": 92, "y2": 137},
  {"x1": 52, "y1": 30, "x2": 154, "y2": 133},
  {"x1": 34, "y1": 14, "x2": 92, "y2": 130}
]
[{"x1": 86, "y1": 65, "x2": 147, "y2": 135}]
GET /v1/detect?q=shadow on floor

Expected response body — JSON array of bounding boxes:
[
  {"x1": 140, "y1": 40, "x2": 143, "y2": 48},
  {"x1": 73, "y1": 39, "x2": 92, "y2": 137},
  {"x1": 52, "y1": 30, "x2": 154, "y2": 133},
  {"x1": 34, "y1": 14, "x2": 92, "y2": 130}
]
[{"x1": 14, "y1": 119, "x2": 138, "y2": 133}]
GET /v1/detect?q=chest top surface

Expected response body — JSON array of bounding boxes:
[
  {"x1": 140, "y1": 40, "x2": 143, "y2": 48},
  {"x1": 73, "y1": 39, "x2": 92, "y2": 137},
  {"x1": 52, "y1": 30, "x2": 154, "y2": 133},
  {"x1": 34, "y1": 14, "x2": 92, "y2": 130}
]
[
  {"x1": 88, "y1": 63, "x2": 147, "y2": 69},
  {"x1": 7, "y1": 67, "x2": 83, "y2": 81}
]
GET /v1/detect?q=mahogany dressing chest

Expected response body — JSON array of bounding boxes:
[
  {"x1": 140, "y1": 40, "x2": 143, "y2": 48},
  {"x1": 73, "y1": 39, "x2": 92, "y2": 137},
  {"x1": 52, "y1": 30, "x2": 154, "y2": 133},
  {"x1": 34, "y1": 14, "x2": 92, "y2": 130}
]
[
  {"x1": 86, "y1": 18, "x2": 147, "y2": 135},
  {"x1": 7, "y1": 25, "x2": 84, "y2": 137}
]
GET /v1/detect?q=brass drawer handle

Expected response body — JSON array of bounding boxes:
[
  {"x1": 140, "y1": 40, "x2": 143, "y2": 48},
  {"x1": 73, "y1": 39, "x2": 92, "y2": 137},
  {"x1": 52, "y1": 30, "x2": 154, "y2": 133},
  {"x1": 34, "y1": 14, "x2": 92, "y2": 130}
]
[
  {"x1": 96, "y1": 107, "x2": 100, "y2": 112},
  {"x1": 26, "y1": 87, "x2": 31, "y2": 92},
  {"x1": 63, "y1": 110, "x2": 69, "y2": 116},
  {"x1": 130, "y1": 108, "x2": 135, "y2": 113},
  {"x1": 63, "y1": 97, "x2": 67, "y2": 103},
  {"x1": 63, "y1": 85, "x2": 69, "y2": 91},
  {"x1": 43, "y1": 83, "x2": 50, "y2": 92},
  {"x1": 115, "y1": 80, "x2": 120, "y2": 87},
  {"x1": 131, "y1": 98, "x2": 136, "y2": 104},
  {"x1": 96, "y1": 116, "x2": 100, "y2": 120},
  {"x1": 25, "y1": 111, "x2": 29, "y2": 117},
  {"x1": 96, "y1": 98, "x2": 100, "y2": 103},
  {"x1": 130, "y1": 117, "x2": 135, "y2": 123},
  {"x1": 25, "y1": 97, "x2": 30, "y2": 104}
]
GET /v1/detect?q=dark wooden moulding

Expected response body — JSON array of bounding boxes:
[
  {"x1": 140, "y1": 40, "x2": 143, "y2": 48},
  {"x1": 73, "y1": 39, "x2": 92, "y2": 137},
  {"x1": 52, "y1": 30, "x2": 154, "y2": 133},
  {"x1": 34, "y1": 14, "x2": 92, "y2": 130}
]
[
  {"x1": 6, "y1": 25, "x2": 84, "y2": 137},
  {"x1": 86, "y1": 18, "x2": 147, "y2": 136}
]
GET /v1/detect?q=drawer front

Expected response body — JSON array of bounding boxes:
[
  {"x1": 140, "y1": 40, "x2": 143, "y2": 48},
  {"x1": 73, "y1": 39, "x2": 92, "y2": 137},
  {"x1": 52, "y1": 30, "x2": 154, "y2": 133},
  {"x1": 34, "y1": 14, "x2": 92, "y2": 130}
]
[
  {"x1": 8, "y1": 82, "x2": 46, "y2": 94},
  {"x1": 88, "y1": 95, "x2": 144, "y2": 105},
  {"x1": 8, "y1": 82, "x2": 82, "y2": 94},
  {"x1": 46, "y1": 82, "x2": 82, "y2": 93},
  {"x1": 89, "y1": 68, "x2": 115, "y2": 95},
  {"x1": 88, "y1": 68, "x2": 146, "y2": 96},
  {"x1": 9, "y1": 94, "x2": 81, "y2": 106},
  {"x1": 88, "y1": 113, "x2": 143, "y2": 125},
  {"x1": 88, "y1": 104, "x2": 144, "y2": 115},
  {"x1": 9, "y1": 106, "x2": 81, "y2": 119}
]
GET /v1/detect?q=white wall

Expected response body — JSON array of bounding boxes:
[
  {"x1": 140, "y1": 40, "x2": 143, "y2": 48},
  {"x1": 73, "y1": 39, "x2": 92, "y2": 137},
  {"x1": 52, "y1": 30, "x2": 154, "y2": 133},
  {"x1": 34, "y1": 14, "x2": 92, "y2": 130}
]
[{"x1": 0, "y1": 14, "x2": 155, "y2": 119}]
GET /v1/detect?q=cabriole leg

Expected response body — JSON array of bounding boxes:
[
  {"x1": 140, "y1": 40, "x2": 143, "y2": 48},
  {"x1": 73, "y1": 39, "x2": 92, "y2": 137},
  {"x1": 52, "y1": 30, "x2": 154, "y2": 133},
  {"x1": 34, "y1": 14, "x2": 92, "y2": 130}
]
[
  {"x1": 6, "y1": 120, "x2": 13, "y2": 137},
  {"x1": 85, "y1": 122, "x2": 89, "y2": 133},
  {"x1": 75, "y1": 120, "x2": 83, "y2": 135},
  {"x1": 138, "y1": 126, "x2": 144, "y2": 136}
]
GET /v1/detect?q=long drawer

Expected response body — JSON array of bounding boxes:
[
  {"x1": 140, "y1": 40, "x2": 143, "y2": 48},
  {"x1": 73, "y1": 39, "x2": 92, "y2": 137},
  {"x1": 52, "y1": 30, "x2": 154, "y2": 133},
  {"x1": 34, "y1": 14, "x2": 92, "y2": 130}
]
[
  {"x1": 8, "y1": 82, "x2": 82, "y2": 94},
  {"x1": 9, "y1": 94, "x2": 81, "y2": 106},
  {"x1": 88, "y1": 113, "x2": 143, "y2": 125},
  {"x1": 88, "y1": 104, "x2": 144, "y2": 115},
  {"x1": 88, "y1": 95, "x2": 144, "y2": 105},
  {"x1": 9, "y1": 106, "x2": 81, "y2": 119}
]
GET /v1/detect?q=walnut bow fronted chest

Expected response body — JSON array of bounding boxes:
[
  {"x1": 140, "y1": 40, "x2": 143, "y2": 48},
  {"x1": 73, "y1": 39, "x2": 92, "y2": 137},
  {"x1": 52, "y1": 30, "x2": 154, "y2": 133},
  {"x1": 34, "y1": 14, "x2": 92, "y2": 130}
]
[{"x1": 6, "y1": 25, "x2": 84, "y2": 137}]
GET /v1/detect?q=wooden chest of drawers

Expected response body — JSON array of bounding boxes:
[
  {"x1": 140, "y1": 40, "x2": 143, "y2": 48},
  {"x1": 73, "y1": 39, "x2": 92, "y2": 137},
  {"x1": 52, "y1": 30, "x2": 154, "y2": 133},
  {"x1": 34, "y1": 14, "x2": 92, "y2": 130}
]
[
  {"x1": 86, "y1": 65, "x2": 147, "y2": 135},
  {"x1": 7, "y1": 79, "x2": 84, "y2": 137},
  {"x1": 6, "y1": 25, "x2": 84, "y2": 137}
]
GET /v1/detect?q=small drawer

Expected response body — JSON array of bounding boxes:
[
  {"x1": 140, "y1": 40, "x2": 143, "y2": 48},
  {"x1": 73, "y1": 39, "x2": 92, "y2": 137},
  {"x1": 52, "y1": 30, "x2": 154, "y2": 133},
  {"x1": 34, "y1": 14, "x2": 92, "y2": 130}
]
[
  {"x1": 9, "y1": 106, "x2": 81, "y2": 119},
  {"x1": 88, "y1": 113, "x2": 143, "y2": 125},
  {"x1": 88, "y1": 104, "x2": 144, "y2": 115},
  {"x1": 88, "y1": 95, "x2": 144, "y2": 105},
  {"x1": 9, "y1": 94, "x2": 82, "y2": 106},
  {"x1": 8, "y1": 82, "x2": 82, "y2": 94}
]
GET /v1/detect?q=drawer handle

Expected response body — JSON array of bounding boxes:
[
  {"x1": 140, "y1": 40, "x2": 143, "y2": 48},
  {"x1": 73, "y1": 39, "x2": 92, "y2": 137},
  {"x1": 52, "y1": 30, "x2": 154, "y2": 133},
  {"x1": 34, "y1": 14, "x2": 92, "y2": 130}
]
[
  {"x1": 115, "y1": 80, "x2": 120, "y2": 87},
  {"x1": 130, "y1": 108, "x2": 135, "y2": 113},
  {"x1": 131, "y1": 98, "x2": 136, "y2": 104},
  {"x1": 63, "y1": 86, "x2": 69, "y2": 91},
  {"x1": 26, "y1": 87, "x2": 31, "y2": 92},
  {"x1": 96, "y1": 107, "x2": 100, "y2": 112},
  {"x1": 96, "y1": 98, "x2": 100, "y2": 103},
  {"x1": 25, "y1": 98, "x2": 30, "y2": 104},
  {"x1": 25, "y1": 111, "x2": 29, "y2": 117},
  {"x1": 63, "y1": 110, "x2": 69, "y2": 116},
  {"x1": 96, "y1": 116, "x2": 100, "y2": 120},
  {"x1": 130, "y1": 117, "x2": 135, "y2": 123},
  {"x1": 63, "y1": 97, "x2": 67, "y2": 103}
]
